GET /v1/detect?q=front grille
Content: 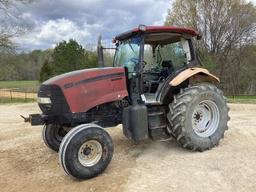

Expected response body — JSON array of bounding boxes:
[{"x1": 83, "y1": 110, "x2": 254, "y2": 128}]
[{"x1": 38, "y1": 84, "x2": 70, "y2": 115}]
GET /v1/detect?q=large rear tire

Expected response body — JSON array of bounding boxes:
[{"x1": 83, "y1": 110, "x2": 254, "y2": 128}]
[
  {"x1": 42, "y1": 124, "x2": 67, "y2": 152},
  {"x1": 59, "y1": 124, "x2": 114, "y2": 180},
  {"x1": 167, "y1": 83, "x2": 229, "y2": 151}
]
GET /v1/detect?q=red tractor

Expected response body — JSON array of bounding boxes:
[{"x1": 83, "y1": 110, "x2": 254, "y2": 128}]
[{"x1": 25, "y1": 25, "x2": 229, "y2": 180}]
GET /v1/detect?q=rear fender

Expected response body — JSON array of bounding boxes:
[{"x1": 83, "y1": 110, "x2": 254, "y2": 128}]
[
  {"x1": 169, "y1": 67, "x2": 219, "y2": 86},
  {"x1": 157, "y1": 68, "x2": 219, "y2": 104}
]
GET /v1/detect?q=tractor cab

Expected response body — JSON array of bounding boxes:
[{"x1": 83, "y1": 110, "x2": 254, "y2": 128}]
[{"x1": 99, "y1": 25, "x2": 200, "y2": 105}]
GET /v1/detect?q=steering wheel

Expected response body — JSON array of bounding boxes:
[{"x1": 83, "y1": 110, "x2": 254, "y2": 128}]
[{"x1": 125, "y1": 58, "x2": 147, "y2": 67}]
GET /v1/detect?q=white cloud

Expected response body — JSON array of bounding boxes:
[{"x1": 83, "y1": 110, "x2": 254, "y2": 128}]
[
  {"x1": 13, "y1": 0, "x2": 171, "y2": 51},
  {"x1": 38, "y1": 19, "x2": 90, "y2": 41},
  {"x1": 14, "y1": 18, "x2": 91, "y2": 50}
]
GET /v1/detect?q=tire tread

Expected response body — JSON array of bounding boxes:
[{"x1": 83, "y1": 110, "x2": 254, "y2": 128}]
[{"x1": 167, "y1": 83, "x2": 230, "y2": 152}]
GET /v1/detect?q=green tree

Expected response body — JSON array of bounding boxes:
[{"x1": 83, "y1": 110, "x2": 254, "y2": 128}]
[
  {"x1": 39, "y1": 60, "x2": 52, "y2": 82},
  {"x1": 40, "y1": 39, "x2": 97, "y2": 81}
]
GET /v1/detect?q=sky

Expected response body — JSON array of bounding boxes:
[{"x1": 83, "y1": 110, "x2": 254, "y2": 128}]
[
  {"x1": 9, "y1": 0, "x2": 256, "y2": 51},
  {"x1": 11, "y1": 0, "x2": 171, "y2": 51}
]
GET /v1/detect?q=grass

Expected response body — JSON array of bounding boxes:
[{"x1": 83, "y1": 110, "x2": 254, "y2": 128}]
[
  {"x1": 0, "y1": 81, "x2": 39, "y2": 104},
  {"x1": 227, "y1": 95, "x2": 256, "y2": 104},
  {"x1": 0, "y1": 80, "x2": 39, "y2": 92},
  {"x1": 0, "y1": 80, "x2": 39, "y2": 89},
  {"x1": 0, "y1": 97, "x2": 36, "y2": 104}
]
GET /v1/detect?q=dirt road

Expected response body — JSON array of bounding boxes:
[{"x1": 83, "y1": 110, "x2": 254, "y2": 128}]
[{"x1": 0, "y1": 103, "x2": 256, "y2": 192}]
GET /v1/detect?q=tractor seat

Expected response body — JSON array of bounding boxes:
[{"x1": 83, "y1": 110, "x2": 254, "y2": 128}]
[{"x1": 160, "y1": 60, "x2": 174, "y2": 78}]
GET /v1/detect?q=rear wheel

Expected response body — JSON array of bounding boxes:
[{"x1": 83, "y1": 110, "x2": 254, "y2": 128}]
[
  {"x1": 167, "y1": 83, "x2": 229, "y2": 151},
  {"x1": 59, "y1": 124, "x2": 113, "y2": 180},
  {"x1": 42, "y1": 124, "x2": 68, "y2": 152}
]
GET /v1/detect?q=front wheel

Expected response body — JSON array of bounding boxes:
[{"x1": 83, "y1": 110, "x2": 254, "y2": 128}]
[
  {"x1": 59, "y1": 124, "x2": 114, "y2": 180},
  {"x1": 167, "y1": 83, "x2": 230, "y2": 151},
  {"x1": 42, "y1": 124, "x2": 68, "y2": 152}
]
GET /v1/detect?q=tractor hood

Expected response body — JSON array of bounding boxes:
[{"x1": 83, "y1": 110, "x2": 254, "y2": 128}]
[{"x1": 41, "y1": 67, "x2": 128, "y2": 113}]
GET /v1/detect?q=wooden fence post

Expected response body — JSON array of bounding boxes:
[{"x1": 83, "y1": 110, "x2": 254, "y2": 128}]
[{"x1": 10, "y1": 90, "x2": 12, "y2": 100}]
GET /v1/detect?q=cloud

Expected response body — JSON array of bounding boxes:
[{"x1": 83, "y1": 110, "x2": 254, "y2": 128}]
[
  {"x1": 38, "y1": 19, "x2": 90, "y2": 42},
  {"x1": 14, "y1": 18, "x2": 92, "y2": 50},
  {"x1": 13, "y1": 0, "x2": 171, "y2": 51}
]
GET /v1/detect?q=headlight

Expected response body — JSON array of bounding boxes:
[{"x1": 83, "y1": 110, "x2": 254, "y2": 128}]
[{"x1": 37, "y1": 97, "x2": 51, "y2": 104}]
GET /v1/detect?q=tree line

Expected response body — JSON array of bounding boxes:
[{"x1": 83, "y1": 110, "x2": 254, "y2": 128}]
[
  {"x1": 0, "y1": 49, "x2": 51, "y2": 81},
  {"x1": 0, "y1": 40, "x2": 98, "y2": 82}
]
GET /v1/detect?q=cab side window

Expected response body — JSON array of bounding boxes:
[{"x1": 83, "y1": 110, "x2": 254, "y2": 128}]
[{"x1": 159, "y1": 42, "x2": 187, "y2": 70}]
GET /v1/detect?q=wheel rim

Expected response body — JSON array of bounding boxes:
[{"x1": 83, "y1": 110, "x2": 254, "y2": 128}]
[
  {"x1": 78, "y1": 140, "x2": 102, "y2": 167},
  {"x1": 192, "y1": 100, "x2": 220, "y2": 137}
]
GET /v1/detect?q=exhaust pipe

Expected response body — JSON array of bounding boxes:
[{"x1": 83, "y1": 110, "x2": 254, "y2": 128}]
[{"x1": 97, "y1": 35, "x2": 104, "y2": 67}]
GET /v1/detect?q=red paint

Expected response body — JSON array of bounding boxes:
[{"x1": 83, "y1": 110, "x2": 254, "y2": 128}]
[
  {"x1": 114, "y1": 26, "x2": 200, "y2": 41},
  {"x1": 44, "y1": 67, "x2": 128, "y2": 113},
  {"x1": 133, "y1": 26, "x2": 199, "y2": 36}
]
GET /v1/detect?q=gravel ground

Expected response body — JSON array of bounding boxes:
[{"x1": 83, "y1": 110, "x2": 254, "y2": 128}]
[{"x1": 0, "y1": 103, "x2": 256, "y2": 192}]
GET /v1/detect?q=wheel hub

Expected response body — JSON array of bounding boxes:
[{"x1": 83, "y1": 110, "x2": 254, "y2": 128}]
[
  {"x1": 83, "y1": 147, "x2": 92, "y2": 156},
  {"x1": 194, "y1": 112, "x2": 202, "y2": 121},
  {"x1": 192, "y1": 100, "x2": 220, "y2": 137},
  {"x1": 78, "y1": 140, "x2": 102, "y2": 167}
]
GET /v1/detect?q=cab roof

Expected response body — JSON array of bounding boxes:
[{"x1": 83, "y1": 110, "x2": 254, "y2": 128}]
[{"x1": 114, "y1": 25, "x2": 200, "y2": 41}]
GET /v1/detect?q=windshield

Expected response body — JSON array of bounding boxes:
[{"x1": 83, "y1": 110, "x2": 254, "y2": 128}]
[{"x1": 113, "y1": 36, "x2": 141, "y2": 75}]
